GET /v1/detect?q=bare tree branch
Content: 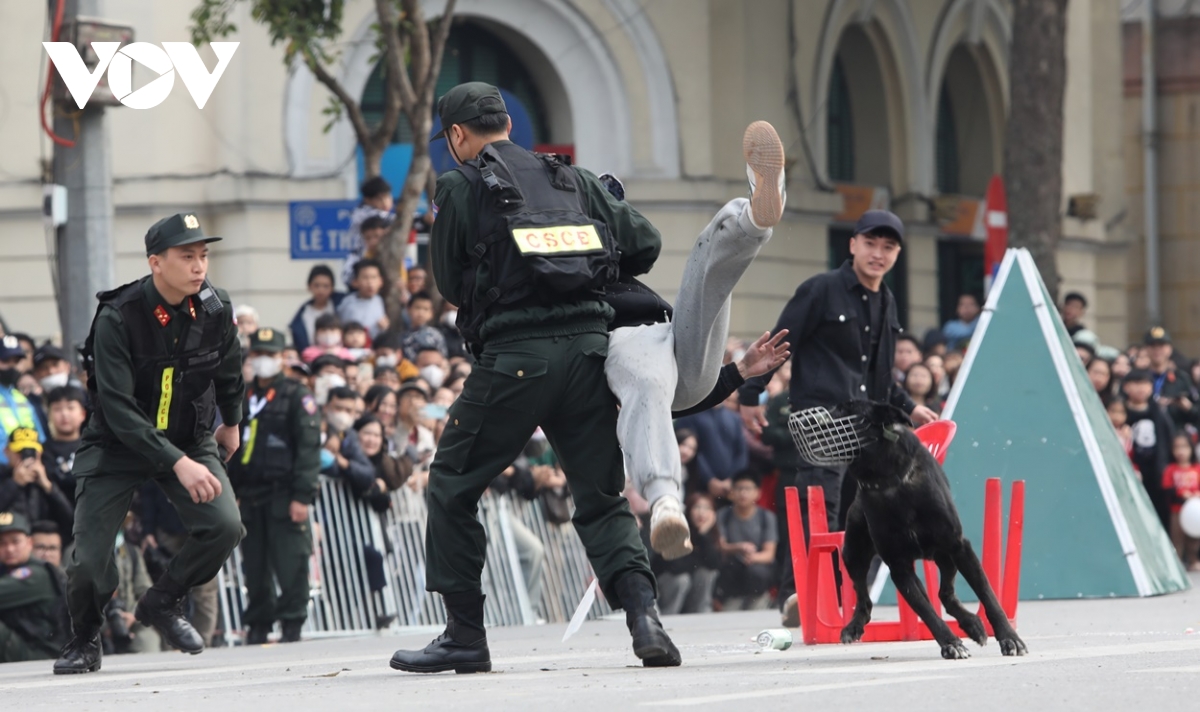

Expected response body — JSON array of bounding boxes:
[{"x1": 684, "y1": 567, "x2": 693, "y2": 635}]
[
  {"x1": 378, "y1": 0, "x2": 418, "y2": 111},
  {"x1": 302, "y1": 48, "x2": 371, "y2": 150},
  {"x1": 423, "y1": 0, "x2": 458, "y2": 103}
]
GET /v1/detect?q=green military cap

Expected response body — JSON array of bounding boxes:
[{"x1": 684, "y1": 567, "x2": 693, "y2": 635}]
[
  {"x1": 430, "y1": 82, "x2": 508, "y2": 142},
  {"x1": 0, "y1": 511, "x2": 31, "y2": 536},
  {"x1": 145, "y1": 213, "x2": 222, "y2": 256},
  {"x1": 249, "y1": 327, "x2": 286, "y2": 353}
]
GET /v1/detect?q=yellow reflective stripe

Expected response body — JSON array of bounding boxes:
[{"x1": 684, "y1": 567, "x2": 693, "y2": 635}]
[
  {"x1": 240, "y1": 419, "x2": 258, "y2": 465},
  {"x1": 156, "y1": 367, "x2": 174, "y2": 430},
  {"x1": 0, "y1": 390, "x2": 37, "y2": 432}
]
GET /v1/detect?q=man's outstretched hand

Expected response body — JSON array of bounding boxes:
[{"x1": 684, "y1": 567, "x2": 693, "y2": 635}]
[{"x1": 736, "y1": 329, "x2": 791, "y2": 379}]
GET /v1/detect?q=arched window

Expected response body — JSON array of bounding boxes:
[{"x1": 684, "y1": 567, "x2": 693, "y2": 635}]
[
  {"x1": 936, "y1": 82, "x2": 960, "y2": 195},
  {"x1": 360, "y1": 22, "x2": 550, "y2": 144},
  {"x1": 827, "y1": 57, "x2": 855, "y2": 183}
]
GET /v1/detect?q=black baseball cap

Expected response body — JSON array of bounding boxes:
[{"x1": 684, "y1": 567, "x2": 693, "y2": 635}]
[
  {"x1": 1144, "y1": 326, "x2": 1171, "y2": 346},
  {"x1": 145, "y1": 213, "x2": 222, "y2": 256},
  {"x1": 0, "y1": 511, "x2": 30, "y2": 536},
  {"x1": 430, "y1": 82, "x2": 508, "y2": 142},
  {"x1": 33, "y1": 344, "x2": 67, "y2": 368},
  {"x1": 854, "y1": 210, "x2": 905, "y2": 242}
]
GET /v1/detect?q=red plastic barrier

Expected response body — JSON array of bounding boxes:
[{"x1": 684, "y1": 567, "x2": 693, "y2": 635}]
[{"x1": 785, "y1": 419, "x2": 1025, "y2": 645}]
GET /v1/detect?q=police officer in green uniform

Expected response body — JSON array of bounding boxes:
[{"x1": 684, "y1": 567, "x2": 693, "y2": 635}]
[
  {"x1": 390, "y1": 82, "x2": 680, "y2": 674},
  {"x1": 1, "y1": 511, "x2": 68, "y2": 663},
  {"x1": 228, "y1": 327, "x2": 320, "y2": 645},
  {"x1": 54, "y1": 214, "x2": 245, "y2": 675}
]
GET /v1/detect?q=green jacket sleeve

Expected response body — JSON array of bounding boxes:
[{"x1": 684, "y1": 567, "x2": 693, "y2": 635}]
[
  {"x1": 91, "y1": 307, "x2": 187, "y2": 470},
  {"x1": 0, "y1": 566, "x2": 54, "y2": 609},
  {"x1": 575, "y1": 167, "x2": 661, "y2": 277},
  {"x1": 290, "y1": 382, "x2": 322, "y2": 505},
  {"x1": 430, "y1": 171, "x2": 475, "y2": 308},
  {"x1": 213, "y1": 289, "x2": 245, "y2": 426}
]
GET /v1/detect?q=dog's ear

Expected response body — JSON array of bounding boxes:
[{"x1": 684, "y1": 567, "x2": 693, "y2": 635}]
[{"x1": 870, "y1": 402, "x2": 913, "y2": 428}]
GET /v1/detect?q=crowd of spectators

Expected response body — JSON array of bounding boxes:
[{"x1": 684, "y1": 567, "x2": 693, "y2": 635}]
[{"x1": 6, "y1": 241, "x2": 1200, "y2": 660}]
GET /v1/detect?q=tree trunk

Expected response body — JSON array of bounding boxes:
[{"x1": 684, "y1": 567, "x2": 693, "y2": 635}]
[
  {"x1": 1003, "y1": 0, "x2": 1069, "y2": 302},
  {"x1": 361, "y1": 144, "x2": 384, "y2": 181}
]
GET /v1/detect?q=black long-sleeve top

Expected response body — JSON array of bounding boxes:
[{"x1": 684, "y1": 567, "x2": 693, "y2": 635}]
[{"x1": 739, "y1": 260, "x2": 915, "y2": 414}]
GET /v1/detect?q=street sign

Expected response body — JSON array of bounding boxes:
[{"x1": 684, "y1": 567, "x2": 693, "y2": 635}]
[{"x1": 289, "y1": 199, "x2": 357, "y2": 259}]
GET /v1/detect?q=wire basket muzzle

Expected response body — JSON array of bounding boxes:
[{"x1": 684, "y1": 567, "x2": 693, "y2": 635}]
[{"x1": 788, "y1": 407, "x2": 870, "y2": 466}]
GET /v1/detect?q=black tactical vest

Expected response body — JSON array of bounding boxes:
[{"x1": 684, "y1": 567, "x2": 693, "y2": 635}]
[
  {"x1": 81, "y1": 278, "x2": 225, "y2": 447},
  {"x1": 453, "y1": 142, "x2": 620, "y2": 346},
  {"x1": 227, "y1": 377, "x2": 299, "y2": 487}
]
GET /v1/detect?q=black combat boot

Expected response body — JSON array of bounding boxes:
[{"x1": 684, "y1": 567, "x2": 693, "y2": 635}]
[
  {"x1": 53, "y1": 626, "x2": 102, "y2": 675},
  {"x1": 390, "y1": 590, "x2": 491, "y2": 674},
  {"x1": 245, "y1": 625, "x2": 270, "y2": 645},
  {"x1": 280, "y1": 620, "x2": 304, "y2": 643},
  {"x1": 135, "y1": 575, "x2": 205, "y2": 654},
  {"x1": 615, "y1": 572, "x2": 682, "y2": 667}
]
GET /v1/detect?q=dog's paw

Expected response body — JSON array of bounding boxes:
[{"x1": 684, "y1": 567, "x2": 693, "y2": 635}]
[
  {"x1": 999, "y1": 635, "x2": 1028, "y2": 657},
  {"x1": 960, "y1": 614, "x2": 988, "y2": 647},
  {"x1": 840, "y1": 620, "x2": 865, "y2": 644},
  {"x1": 940, "y1": 641, "x2": 971, "y2": 660}
]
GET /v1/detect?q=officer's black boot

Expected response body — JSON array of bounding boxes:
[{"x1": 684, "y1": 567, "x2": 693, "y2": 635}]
[
  {"x1": 245, "y1": 625, "x2": 270, "y2": 646},
  {"x1": 390, "y1": 590, "x2": 491, "y2": 674},
  {"x1": 615, "y1": 572, "x2": 682, "y2": 667},
  {"x1": 280, "y1": 620, "x2": 304, "y2": 643},
  {"x1": 135, "y1": 575, "x2": 205, "y2": 654},
  {"x1": 53, "y1": 626, "x2": 102, "y2": 675}
]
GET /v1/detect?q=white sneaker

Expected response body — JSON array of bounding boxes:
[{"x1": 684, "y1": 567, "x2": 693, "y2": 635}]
[
  {"x1": 781, "y1": 593, "x2": 800, "y2": 628},
  {"x1": 743, "y1": 120, "x2": 786, "y2": 230},
  {"x1": 649, "y1": 496, "x2": 693, "y2": 561}
]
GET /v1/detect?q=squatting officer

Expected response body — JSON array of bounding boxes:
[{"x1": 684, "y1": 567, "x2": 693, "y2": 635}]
[
  {"x1": 390, "y1": 82, "x2": 680, "y2": 674},
  {"x1": 1, "y1": 511, "x2": 68, "y2": 663},
  {"x1": 228, "y1": 327, "x2": 320, "y2": 645},
  {"x1": 54, "y1": 214, "x2": 245, "y2": 675}
]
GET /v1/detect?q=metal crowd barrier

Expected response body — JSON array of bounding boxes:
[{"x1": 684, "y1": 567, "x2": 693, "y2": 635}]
[{"x1": 216, "y1": 476, "x2": 612, "y2": 644}]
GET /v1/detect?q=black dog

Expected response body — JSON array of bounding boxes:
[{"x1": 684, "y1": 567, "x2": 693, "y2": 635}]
[{"x1": 831, "y1": 400, "x2": 1027, "y2": 659}]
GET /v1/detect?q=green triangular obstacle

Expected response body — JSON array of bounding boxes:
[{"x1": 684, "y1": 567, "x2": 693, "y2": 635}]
[{"x1": 934, "y1": 248, "x2": 1188, "y2": 599}]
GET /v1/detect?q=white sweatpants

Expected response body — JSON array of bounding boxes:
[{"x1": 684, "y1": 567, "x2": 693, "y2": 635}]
[{"x1": 606, "y1": 198, "x2": 771, "y2": 505}]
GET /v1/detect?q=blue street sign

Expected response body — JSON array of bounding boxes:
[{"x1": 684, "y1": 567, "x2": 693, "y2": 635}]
[{"x1": 289, "y1": 200, "x2": 358, "y2": 259}]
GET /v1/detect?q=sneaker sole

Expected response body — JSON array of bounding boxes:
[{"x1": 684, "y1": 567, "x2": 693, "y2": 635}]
[
  {"x1": 650, "y1": 516, "x2": 693, "y2": 561},
  {"x1": 744, "y1": 120, "x2": 785, "y2": 229},
  {"x1": 389, "y1": 658, "x2": 492, "y2": 674}
]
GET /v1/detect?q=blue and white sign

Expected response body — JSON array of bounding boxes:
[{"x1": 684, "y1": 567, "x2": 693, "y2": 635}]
[{"x1": 289, "y1": 200, "x2": 358, "y2": 259}]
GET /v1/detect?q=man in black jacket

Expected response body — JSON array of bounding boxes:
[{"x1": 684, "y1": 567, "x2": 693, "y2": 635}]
[{"x1": 737, "y1": 210, "x2": 937, "y2": 626}]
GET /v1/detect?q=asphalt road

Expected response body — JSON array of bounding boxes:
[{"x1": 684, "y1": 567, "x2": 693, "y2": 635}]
[{"x1": 5, "y1": 573, "x2": 1200, "y2": 712}]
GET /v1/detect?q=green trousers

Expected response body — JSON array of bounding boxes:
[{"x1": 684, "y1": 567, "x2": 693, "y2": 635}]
[
  {"x1": 66, "y1": 438, "x2": 244, "y2": 629},
  {"x1": 239, "y1": 495, "x2": 313, "y2": 626},
  {"x1": 426, "y1": 331, "x2": 653, "y2": 605}
]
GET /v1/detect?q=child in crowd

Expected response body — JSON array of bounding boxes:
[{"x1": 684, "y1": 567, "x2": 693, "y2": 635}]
[
  {"x1": 715, "y1": 470, "x2": 777, "y2": 611},
  {"x1": 342, "y1": 215, "x2": 392, "y2": 290},
  {"x1": 338, "y1": 259, "x2": 390, "y2": 338},
  {"x1": 290, "y1": 265, "x2": 344, "y2": 352},
  {"x1": 903, "y1": 363, "x2": 941, "y2": 414},
  {"x1": 342, "y1": 321, "x2": 372, "y2": 362},
  {"x1": 1107, "y1": 398, "x2": 1136, "y2": 478},
  {"x1": 402, "y1": 292, "x2": 448, "y2": 361},
  {"x1": 343, "y1": 177, "x2": 394, "y2": 288},
  {"x1": 1123, "y1": 369, "x2": 1174, "y2": 530},
  {"x1": 301, "y1": 313, "x2": 354, "y2": 364},
  {"x1": 1162, "y1": 433, "x2": 1200, "y2": 569}
]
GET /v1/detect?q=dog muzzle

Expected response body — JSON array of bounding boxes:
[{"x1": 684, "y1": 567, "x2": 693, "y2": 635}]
[{"x1": 788, "y1": 407, "x2": 873, "y2": 466}]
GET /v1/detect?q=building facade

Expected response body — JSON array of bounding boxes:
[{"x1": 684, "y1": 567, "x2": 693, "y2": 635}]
[{"x1": 0, "y1": 0, "x2": 1131, "y2": 353}]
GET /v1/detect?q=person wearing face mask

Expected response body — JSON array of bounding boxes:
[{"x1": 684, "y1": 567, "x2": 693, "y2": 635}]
[
  {"x1": 435, "y1": 302, "x2": 468, "y2": 360},
  {"x1": 414, "y1": 348, "x2": 449, "y2": 390},
  {"x1": 0, "y1": 336, "x2": 45, "y2": 469},
  {"x1": 371, "y1": 331, "x2": 421, "y2": 384},
  {"x1": 309, "y1": 355, "x2": 350, "y2": 406},
  {"x1": 225, "y1": 328, "x2": 321, "y2": 644},
  {"x1": 28, "y1": 346, "x2": 80, "y2": 434},
  {"x1": 320, "y1": 386, "x2": 376, "y2": 495}
]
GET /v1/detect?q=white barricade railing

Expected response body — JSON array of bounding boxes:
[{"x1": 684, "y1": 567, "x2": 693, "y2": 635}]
[{"x1": 216, "y1": 476, "x2": 612, "y2": 643}]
